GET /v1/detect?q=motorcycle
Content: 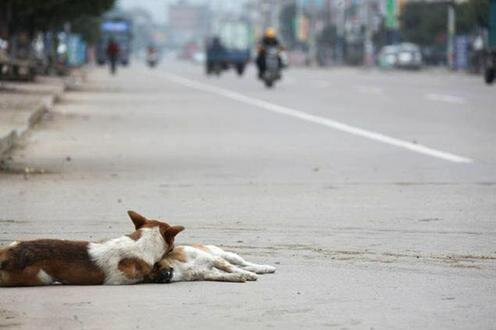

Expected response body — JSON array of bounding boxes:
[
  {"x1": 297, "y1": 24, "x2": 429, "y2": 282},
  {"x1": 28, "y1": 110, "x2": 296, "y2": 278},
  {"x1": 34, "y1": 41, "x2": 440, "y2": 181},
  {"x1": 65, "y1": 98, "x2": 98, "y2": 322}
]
[{"x1": 262, "y1": 46, "x2": 282, "y2": 88}]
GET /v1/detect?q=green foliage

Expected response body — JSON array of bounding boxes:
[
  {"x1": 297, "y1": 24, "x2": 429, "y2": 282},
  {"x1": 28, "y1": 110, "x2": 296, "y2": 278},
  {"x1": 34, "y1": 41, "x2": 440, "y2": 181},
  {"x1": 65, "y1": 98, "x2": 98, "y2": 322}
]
[
  {"x1": 71, "y1": 16, "x2": 103, "y2": 45},
  {"x1": 400, "y1": 0, "x2": 490, "y2": 46},
  {"x1": 456, "y1": 0, "x2": 491, "y2": 33},
  {"x1": 400, "y1": 2, "x2": 447, "y2": 46},
  {"x1": 3, "y1": 0, "x2": 116, "y2": 40}
]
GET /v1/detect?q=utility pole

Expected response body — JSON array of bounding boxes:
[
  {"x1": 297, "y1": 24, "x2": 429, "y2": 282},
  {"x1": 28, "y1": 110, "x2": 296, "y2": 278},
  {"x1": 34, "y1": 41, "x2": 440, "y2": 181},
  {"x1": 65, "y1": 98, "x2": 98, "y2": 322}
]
[
  {"x1": 447, "y1": 1, "x2": 456, "y2": 69},
  {"x1": 308, "y1": 3, "x2": 317, "y2": 66},
  {"x1": 363, "y1": 1, "x2": 373, "y2": 67},
  {"x1": 336, "y1": 0, "x2": 346, "y2": 65}
]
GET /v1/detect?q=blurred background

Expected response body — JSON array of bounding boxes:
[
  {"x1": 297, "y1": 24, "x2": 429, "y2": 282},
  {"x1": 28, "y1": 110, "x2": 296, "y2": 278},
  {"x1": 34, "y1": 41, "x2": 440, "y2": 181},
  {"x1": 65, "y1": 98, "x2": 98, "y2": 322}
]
[{"x1": 0, "y1": 0, "x2": 494, "y2": 80}]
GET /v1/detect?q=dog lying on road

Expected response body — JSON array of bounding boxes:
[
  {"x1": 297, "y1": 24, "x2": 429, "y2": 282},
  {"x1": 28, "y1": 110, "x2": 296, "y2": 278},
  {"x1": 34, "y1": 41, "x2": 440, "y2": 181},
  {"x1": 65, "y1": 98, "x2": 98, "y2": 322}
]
[
  {"x1": 0, "y1": 211, "x2": 184, "y2": 286},
  {"x1": 146, "y1": 244, "x2": 276, "y2": 283}
]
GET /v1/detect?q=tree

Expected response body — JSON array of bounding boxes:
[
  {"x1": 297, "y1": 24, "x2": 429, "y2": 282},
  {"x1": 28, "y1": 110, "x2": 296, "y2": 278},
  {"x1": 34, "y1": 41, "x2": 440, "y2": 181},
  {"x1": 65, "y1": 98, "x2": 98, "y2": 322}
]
[
  {"x1": 400, "y1": 0, "x2": 491, "y2": 46},
  {"x1": 456, "y1": 0, "x2": 490, "y2": 34},
  {"x1": 0, "y1": 0, "x2": 116, "y2": 42},
  {"x1": 400, "y1": 2, "x2": 448, "y2": 47},
  {"x1": 71, "y1": 16, "x2": 104, "y2": 46}
]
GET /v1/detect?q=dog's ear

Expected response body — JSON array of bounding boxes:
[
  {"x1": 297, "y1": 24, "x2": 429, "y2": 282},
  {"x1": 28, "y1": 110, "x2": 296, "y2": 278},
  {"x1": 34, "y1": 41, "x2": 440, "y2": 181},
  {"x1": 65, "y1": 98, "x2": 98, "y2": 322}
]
[
  {"x1": 163, "y1": 225, "x2": 185, "y2": 245},
  {"x1": 127, "y1": 210, "x2": 148, "y2": 229}
]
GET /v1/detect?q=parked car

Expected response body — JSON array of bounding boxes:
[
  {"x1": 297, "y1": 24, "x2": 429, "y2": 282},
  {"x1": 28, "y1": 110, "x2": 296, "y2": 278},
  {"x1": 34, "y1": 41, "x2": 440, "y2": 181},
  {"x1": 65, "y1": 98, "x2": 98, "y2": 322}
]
[
  {"x1": 378, "y1": 43, "x2": 422, "y2": 70},
  {"x1": 377, "y1": 45, "x2": 397, "y2": 69}
]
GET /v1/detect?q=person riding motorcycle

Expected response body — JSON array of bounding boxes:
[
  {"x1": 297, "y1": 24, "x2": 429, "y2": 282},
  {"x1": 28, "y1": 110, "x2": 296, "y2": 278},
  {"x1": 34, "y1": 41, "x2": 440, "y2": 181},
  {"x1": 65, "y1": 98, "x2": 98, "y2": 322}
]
[{"x1": 256, "y1": 28, "x2": 283, "y2": 79}]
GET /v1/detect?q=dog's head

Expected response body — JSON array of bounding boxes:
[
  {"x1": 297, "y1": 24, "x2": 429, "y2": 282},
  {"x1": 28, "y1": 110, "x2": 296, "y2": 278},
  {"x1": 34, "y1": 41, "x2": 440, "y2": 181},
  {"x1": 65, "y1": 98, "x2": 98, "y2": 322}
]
[
  {"x1": 145, "y1": 262, "x2": 174, "y2": 284},
  {"x1": 127, "y1": 210, "x2": 184, "y2": 253}
]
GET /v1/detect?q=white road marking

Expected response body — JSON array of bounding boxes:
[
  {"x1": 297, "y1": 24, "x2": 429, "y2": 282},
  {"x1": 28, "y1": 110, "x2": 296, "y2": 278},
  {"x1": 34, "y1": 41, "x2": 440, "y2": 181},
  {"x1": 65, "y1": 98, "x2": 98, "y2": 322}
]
[
  {"x1": 164, "y1": 73, "x2": 473, "y2": 164},
  {"x1": 425, "y1": 93, "x2": 466, "y2": 104}
]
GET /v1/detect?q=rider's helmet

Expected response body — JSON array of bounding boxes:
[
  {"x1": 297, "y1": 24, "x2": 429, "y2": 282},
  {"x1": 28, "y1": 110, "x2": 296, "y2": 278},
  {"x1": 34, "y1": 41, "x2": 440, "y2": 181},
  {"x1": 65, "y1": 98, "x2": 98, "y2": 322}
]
[{"x1": 264, "y1": 27, "x2": 276, "y2": 38}]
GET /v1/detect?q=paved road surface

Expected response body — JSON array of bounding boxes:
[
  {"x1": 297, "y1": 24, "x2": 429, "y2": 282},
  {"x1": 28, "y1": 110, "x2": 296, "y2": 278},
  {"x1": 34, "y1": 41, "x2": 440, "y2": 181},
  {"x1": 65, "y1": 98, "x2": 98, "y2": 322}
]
[{"x1": 1, "y1": 62, "x2": 495, "y2": 329}]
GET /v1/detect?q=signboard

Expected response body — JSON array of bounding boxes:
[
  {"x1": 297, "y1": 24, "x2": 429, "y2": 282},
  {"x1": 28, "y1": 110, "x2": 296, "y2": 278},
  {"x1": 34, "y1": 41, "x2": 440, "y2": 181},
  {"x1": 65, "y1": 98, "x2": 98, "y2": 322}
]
[
  {"x1": 454, "y1": 35, "x2": 468, "y2": 70},
  {"x1": 386, "y1": 0, "x2": 398, "y2": 29},
  {"x1": 295, "y1": 15, "x2": 310, "y2": 41},
  {"x1": 101, "y1": 21, "x2": 129, "y2": 33},
  {"x1": 67, "y1": 34, "x2": 86, "y2": 67}
]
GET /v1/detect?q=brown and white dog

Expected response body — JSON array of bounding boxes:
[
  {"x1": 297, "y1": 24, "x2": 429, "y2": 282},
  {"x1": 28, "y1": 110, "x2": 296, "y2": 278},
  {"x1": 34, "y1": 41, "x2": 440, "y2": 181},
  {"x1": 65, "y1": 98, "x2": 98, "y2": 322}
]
[
  {"x1": 0, "y1": 211, "x2": 184, "y2": 286},
  {"x1": 146, "y1": 244, "x2": 276, "y2": 283}
]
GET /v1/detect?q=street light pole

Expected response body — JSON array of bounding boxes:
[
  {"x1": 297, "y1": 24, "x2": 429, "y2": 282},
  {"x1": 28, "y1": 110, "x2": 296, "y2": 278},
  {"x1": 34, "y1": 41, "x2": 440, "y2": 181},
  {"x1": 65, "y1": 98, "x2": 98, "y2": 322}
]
[
  {"x1": 447, "y1": 1, "x2": 455, "y2": 69},
  {"x1": 308, "y1": 4, "x2": 317, "y2": 66},
  {"x1": 363, "y1": 1, "x2": 373, "y2": 67},
  {"x1": 336, "y1": 0, "x2": 346, "y2": 65}
]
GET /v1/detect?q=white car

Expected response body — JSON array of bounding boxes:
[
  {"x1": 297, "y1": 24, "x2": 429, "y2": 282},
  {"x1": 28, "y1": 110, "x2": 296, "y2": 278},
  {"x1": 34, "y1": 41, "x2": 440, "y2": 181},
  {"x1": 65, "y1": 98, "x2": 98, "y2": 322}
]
[{"x1": 378, "y1": 43, "x2": 422, "y2": 69}]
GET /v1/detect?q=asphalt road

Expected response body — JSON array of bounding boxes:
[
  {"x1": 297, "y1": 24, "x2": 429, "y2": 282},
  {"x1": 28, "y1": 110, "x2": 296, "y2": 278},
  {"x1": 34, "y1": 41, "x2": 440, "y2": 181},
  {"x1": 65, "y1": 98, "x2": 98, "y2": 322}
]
[{"x1": 1, "y1": 61, "x2": 495, "y2": 329}]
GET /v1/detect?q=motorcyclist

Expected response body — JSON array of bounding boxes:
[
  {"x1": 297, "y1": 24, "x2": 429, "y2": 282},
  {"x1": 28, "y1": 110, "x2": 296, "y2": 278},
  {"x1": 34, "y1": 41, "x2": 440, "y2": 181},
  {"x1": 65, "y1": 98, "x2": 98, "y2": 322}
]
[{"x1": 256, "y1": 28, "x2": 283, "y2": 79}]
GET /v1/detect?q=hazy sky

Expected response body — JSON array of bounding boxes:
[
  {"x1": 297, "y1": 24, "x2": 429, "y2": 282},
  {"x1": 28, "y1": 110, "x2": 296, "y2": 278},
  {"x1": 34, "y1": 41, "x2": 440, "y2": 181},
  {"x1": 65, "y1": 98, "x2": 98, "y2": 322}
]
[{"x1": 118, "y1": 0, "x2": 246, "y2": 24}]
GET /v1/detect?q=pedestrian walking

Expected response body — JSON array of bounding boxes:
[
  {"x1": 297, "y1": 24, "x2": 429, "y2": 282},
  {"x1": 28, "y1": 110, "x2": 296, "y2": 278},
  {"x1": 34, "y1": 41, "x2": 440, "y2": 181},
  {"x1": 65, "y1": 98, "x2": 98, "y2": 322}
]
[{"x1": 106, "y1": 39, "x2": 120, "y2": 75}]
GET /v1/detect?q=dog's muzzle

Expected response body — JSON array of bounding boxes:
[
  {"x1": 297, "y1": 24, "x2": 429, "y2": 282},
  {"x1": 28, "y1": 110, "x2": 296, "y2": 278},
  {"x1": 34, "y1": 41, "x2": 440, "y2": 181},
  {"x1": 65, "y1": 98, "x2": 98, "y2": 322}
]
[{"x1": 157, "y1": 267, "x2": 174, "y2": 283}]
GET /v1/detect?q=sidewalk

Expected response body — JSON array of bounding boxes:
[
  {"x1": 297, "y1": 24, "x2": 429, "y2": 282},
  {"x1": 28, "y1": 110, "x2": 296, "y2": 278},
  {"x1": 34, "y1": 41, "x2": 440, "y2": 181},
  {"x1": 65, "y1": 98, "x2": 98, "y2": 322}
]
[{"x1": 0, "y1": 77, "x2": 66, "y2": 159}]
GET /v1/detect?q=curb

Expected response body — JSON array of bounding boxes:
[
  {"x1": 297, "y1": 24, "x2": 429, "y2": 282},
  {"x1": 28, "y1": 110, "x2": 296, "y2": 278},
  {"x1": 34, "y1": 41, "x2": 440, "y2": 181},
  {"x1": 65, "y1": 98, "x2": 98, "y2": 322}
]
[
  {"x1": 26, "y1": 95, "x2": 54, "y2": 133},
  {"x1": 0, "y1": 88, "x2": 60, "y2": 160},
  {"x1": 0, "y1": 130, "x2": 16, "y2": 157}
]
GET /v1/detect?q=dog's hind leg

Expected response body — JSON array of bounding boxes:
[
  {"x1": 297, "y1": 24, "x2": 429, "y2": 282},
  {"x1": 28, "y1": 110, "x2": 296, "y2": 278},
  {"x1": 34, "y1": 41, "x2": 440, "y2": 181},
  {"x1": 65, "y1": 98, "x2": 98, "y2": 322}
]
[
  {"x1": 0, "y1": 243, "x2": 53, "y2": 286},
  {"x1": 0, "y1": 266, "x2": 51, "y2": 286},
  {"x1": 212, "y1": 257, "x2": 258, "y2": 281},
  {"x1": 202, "y1": 268, "x2": 247, "y2": 283},
  {"x1": 241, "y1": 262, "x2": 276, "y2": 274},
  {"x1": 207, "y1": 246, "x2": 276, "y2": 274}
]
